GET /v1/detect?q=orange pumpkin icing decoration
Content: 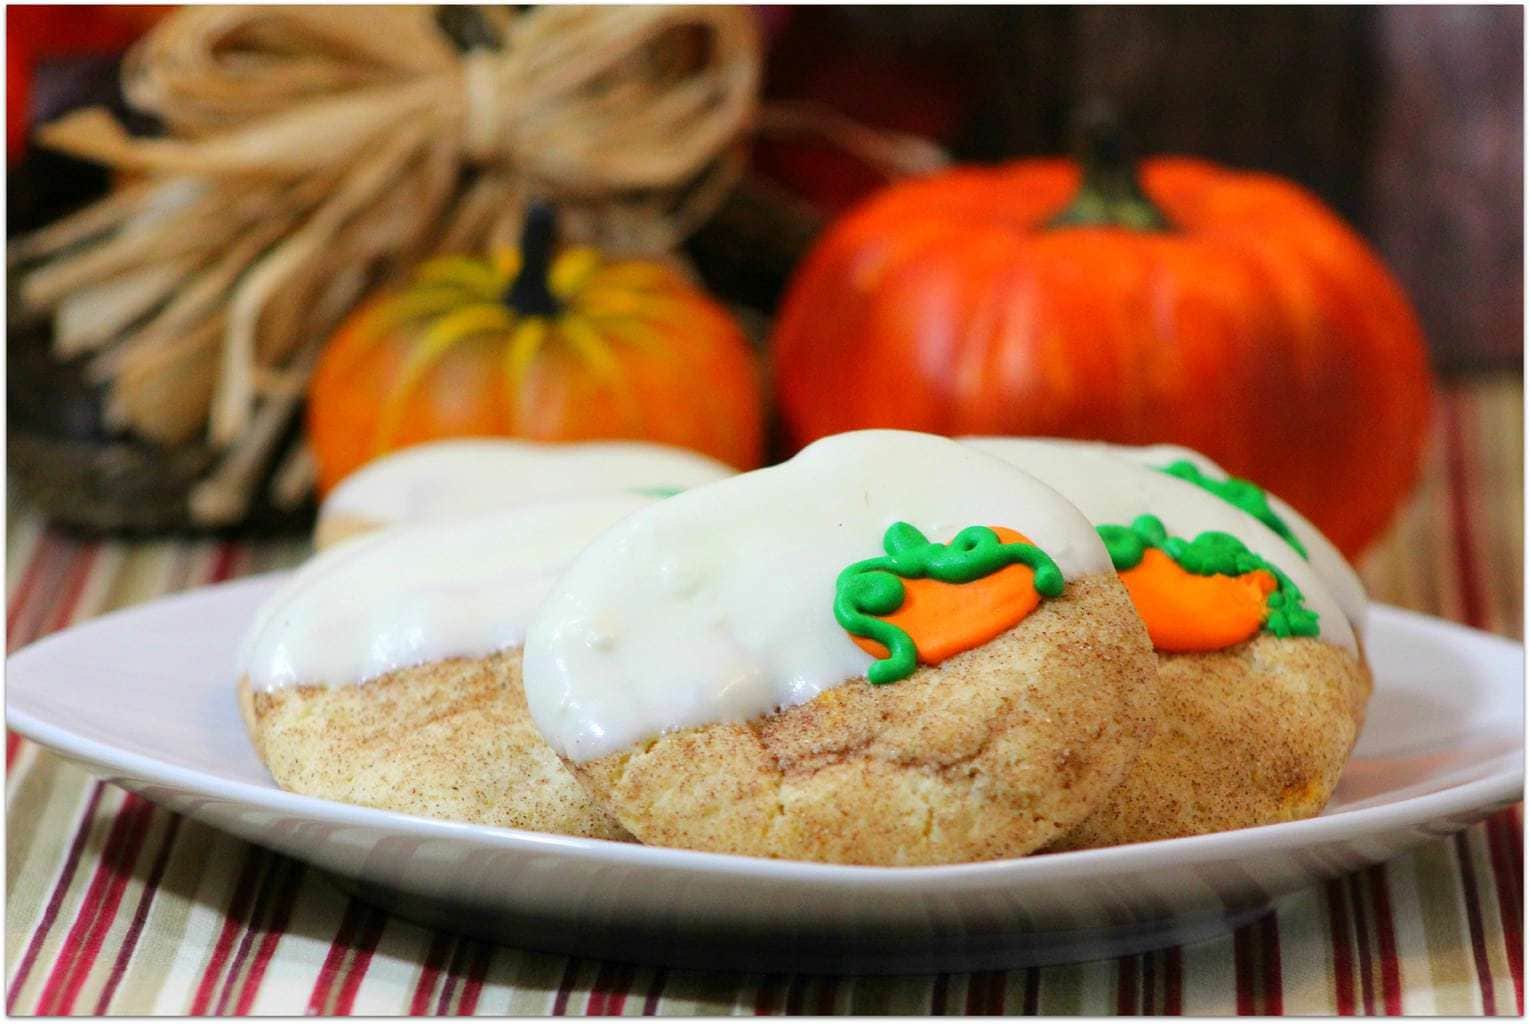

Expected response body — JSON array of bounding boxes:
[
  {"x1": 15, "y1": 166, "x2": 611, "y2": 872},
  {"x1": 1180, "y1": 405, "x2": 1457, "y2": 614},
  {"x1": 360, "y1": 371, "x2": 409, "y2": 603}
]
[
  {"x1": 1098, "y1": 514, "x2": 1320, "y2": 653},
  {"x1": 853, "y1": 528, "x2": 1045, "y2": 665},
  {"x1": 1118, "y1": 548, "x2": 1277, "y2": 653}
]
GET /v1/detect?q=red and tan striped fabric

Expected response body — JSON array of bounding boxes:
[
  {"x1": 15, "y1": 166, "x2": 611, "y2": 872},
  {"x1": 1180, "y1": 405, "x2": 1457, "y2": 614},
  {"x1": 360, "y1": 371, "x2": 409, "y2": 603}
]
[{"x1": 5, "y1": 375, "x2": 1522, "y2": 1015}]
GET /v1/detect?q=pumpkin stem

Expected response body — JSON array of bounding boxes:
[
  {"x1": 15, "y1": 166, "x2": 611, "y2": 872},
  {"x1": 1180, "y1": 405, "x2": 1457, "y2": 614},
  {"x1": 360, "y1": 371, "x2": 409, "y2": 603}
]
[
  {"x1": 505, "y1": 202, "x2": 562, "y2": 316},
  {"x1": 1046, "y1": 108, "x2": 1171, "y2": 231}
]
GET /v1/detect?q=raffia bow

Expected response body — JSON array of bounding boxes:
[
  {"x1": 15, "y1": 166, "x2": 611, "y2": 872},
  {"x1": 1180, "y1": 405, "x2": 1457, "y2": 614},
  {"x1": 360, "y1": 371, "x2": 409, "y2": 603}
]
[{"x1": 10, "y1": 4, "x2": 762, "y2": 521}]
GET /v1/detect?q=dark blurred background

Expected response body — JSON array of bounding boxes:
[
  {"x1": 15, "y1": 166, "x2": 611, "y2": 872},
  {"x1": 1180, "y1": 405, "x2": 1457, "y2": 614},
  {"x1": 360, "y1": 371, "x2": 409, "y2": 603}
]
[
  {"x1": 11, "y1": 5, "x2": 1523, "y2": 370},
  {"x1": 751, "y1": 5, "x2": 1523, "y2": 371}
]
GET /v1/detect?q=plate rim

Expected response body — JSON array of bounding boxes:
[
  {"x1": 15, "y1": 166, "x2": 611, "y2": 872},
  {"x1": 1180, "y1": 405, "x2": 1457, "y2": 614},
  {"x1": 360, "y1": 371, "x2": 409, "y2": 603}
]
[{"x1": 7, "y1": 574, "x2": 1525, "y2": 888}]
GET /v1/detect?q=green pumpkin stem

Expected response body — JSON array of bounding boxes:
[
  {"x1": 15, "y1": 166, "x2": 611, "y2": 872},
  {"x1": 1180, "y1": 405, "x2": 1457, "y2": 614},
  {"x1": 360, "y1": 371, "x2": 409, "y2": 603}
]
[
  {"x1": 505, "y1": 202, "x2": 563, "y2": 316},
  {"x1": 1046, "y1": 109, "x2": 1172, "y2": 232}
]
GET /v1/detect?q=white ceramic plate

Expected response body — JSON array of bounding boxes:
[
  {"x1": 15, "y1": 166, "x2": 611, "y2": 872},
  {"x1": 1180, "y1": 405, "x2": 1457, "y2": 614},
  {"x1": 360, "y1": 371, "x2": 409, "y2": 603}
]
[{"x1": 7, "y1": 574, "x2": 1523, "y2": 973}]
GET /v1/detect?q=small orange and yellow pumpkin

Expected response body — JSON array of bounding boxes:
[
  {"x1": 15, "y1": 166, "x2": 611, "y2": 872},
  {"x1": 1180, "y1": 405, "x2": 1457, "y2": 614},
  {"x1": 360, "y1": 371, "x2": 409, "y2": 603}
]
[{"x1": 308, "y1": 205, "x2": 764, "y2": 493}]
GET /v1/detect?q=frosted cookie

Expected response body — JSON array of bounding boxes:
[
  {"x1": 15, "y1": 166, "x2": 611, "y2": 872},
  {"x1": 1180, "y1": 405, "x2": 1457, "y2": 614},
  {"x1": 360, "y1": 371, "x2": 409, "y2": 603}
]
[
  {"x1": 314, "y1": 438, "x2": 734, "y2": 548},
  {"x1": 966, "y1": 439, "x2": 1371, "y2": 849},
  {"x1": 522, "y1": 430, "x2": 1157, "y2": 865},
  {"x1": 238, "y1": 496, "x2": 657, "y2": 840}
]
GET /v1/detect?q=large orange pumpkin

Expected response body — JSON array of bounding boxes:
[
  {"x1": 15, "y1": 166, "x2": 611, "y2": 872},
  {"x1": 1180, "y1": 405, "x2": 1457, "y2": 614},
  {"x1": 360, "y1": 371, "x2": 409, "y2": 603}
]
[
  {"x1": 308, "y1": 206, "x2": 764, "y2": 493},
  {"x1": 770, "y1": 136, "x2": 1435, "y2": 558}
]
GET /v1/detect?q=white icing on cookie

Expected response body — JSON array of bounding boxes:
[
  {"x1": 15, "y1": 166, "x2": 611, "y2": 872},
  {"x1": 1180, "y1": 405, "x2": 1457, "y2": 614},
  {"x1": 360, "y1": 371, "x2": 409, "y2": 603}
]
[
  {"x1": 319, "y1": 439, "x2": 734, "y2": 532},
  {"x1": 522, "y1": 430, "x2": 1113, "y2": 762},
  {"x1": 240, "y1": 495, "x2": 654, "y2": 692},
  {"x1": 1100, "y1": 441, "x2": 1368, "y2": 636},
  {"x1": 961, "y1": 438, "x2": 1357, "y2": 655}
]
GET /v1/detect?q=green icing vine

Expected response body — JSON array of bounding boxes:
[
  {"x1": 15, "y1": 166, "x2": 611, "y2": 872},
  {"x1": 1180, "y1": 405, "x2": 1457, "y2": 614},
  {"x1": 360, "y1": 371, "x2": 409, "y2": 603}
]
[
  {"x1": 1097, "y1": 514, "x2": 1320, "y2": 639},
  {"x1": 834, "y1": 522, "x2": 1064, "y2": 685},
  {"x1": 1157, "y1": 460, "x2": 1308, "y2": 558},
  {"x1": 627, "y1": 485, "x2": 685, "y2": 498}
]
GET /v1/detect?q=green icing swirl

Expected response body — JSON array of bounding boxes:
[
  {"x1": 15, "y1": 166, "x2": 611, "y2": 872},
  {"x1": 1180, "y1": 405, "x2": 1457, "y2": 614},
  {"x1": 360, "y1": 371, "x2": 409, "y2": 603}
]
[
  {"x1": 627, "y1": 485, "x2": 685, "y2": 498},
  {"x1": 1098, "y1": 514, "x2": 1319, "y2": 639},
  {"x1": 1157, "y1": 460, "x2": 1307, "y2": 559},
  {"x1": 834, "y1": 523, "x2": 1065, "y2": 685}
]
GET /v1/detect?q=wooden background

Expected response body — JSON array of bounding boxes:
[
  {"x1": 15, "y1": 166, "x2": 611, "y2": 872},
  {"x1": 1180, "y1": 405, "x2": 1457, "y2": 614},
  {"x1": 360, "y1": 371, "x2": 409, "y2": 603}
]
[{"x1": 754, "y1": 5, "x2": 1524, "y2": 372}]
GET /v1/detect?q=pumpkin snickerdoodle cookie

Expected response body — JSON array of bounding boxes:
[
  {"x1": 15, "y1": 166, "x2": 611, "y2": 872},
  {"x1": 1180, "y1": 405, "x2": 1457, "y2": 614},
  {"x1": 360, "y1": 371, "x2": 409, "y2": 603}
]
[
  {"x1": 313, "y1": 438, "x2": 733, "y2": 549},
  {"x1": 238, "y1": 496, "x2": 658, "y2": 840},
  {"x1": 522, "y1": 430, "x2": 1158, "y2": 865},
  {"x1": 966, "y1": 438, "x2": 1370, "y2": 849}
]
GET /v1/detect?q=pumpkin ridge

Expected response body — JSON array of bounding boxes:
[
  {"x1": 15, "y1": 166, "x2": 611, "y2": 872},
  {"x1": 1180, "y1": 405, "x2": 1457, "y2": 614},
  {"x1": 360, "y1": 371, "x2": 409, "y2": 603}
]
[
  {"x1": 412, "y1": 255, "x2": 508, "y2": 299},
  {"x1": 556, "y1": 312, "x2": 622, "y2": 382},
  {"x1": 549, "y1": 247, "x2": 602, "y2": 299},
  {"x1": 321, "y1": 288, "x2": 484, "y2": 410},
  {"x1": 501, "y1": 318, "x2": 549, "y2": 415},
  {"x1": 582, "y1": 313, "x2": 665, "y2": 352},
  {"x1": 362, "y1": 286, "x2": 482, "y2": 335},
  {"x1": 374, "y1": 303, "x2": 517, "y2": 451},
  {"x1": 556, "y1": 312, "x2": 644, "y2": 430}
]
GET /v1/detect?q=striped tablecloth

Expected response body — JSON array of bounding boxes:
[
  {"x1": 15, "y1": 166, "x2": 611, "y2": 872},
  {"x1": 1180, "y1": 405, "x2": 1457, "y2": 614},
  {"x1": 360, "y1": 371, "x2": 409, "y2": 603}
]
[{"x1": 5, "y1": 374, "x2": 1523, "y2": 1015}]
